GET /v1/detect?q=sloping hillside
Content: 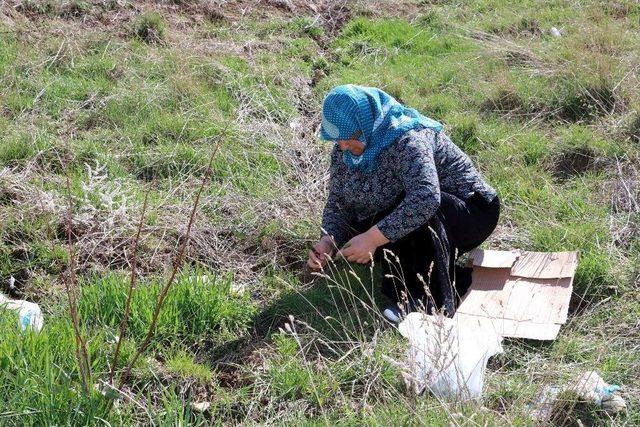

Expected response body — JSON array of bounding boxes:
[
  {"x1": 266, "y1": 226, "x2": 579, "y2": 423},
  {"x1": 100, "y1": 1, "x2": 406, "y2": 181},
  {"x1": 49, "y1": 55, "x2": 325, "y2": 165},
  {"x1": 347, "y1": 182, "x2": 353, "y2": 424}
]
[{"x1": 0, "y1": 0, "x2": 639, "y2": 425}]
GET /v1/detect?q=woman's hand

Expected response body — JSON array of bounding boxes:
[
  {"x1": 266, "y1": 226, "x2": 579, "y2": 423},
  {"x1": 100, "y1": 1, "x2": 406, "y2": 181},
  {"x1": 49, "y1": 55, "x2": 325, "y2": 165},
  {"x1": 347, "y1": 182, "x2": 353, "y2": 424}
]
[
  {"x1": 338, "y1": 226, "x2": 389, "y2": 264},
  {"x1": 307, "y1": 235, "x2": 336, "y2": 270}
]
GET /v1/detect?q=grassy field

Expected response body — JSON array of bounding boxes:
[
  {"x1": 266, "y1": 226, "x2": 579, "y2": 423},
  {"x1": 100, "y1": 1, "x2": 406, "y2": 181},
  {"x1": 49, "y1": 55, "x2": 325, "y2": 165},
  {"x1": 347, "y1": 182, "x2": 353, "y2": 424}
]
[{"x1": 0, "y1": 0, "x2": 639, "y2": 425}]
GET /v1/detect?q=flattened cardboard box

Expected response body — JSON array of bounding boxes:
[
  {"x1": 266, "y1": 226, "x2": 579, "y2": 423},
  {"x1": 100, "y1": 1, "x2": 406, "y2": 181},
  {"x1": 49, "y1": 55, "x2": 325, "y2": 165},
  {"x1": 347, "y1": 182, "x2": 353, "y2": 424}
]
[{"x1": 454, "y1": 249, "x2": 578, "y2": 340}]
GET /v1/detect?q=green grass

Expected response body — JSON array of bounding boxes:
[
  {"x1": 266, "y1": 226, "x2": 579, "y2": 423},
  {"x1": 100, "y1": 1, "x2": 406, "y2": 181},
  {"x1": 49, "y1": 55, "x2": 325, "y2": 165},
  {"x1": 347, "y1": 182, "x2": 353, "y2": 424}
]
[
  {"x1": 0, "y1": 310, "x2": 114, "y2": 425},
  {"x1": 0, "y1": 0, "x2": 638, "y2": 425},
  {"x1": 165, "y1": 350, "x2": 214, "y2": 384},
  {"x1": 0, "y1": 270, "x2": 251, "y2": 425},
  {"x1": 79, "y1": 272, "x2": 254, "y2": 349}
]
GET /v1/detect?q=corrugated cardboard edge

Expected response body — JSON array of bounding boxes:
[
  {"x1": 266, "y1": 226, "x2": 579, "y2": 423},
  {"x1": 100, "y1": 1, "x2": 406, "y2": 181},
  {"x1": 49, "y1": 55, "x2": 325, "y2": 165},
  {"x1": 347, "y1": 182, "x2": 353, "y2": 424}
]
[{"x1": 456, "y1": 249, "x2": 578, "y2": 341}]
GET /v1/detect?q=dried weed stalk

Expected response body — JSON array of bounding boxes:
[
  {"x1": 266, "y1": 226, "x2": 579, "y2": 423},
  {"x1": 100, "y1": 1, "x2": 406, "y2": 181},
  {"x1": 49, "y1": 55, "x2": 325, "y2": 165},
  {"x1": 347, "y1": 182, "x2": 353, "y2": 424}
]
[
  {"x1": 108, "y1": 183, "x2": 152, "y2": 385},
  {"x1": 63, "y1": 166, "x2": 92, "y2": 394},
  {"x1": 119, "y1": 132, "x2": 225, "y2": 387}
]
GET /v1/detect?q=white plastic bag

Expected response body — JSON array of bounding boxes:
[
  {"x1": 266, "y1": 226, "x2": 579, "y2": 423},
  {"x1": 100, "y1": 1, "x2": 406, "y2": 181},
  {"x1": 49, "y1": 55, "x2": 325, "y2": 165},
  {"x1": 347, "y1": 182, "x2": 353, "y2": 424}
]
[
  {"x1": 397, "y1": 312, "x2": 502, "y2": 401},
  {"x1": 0, "y1": 293, "x2": 44, "y2": 332}
]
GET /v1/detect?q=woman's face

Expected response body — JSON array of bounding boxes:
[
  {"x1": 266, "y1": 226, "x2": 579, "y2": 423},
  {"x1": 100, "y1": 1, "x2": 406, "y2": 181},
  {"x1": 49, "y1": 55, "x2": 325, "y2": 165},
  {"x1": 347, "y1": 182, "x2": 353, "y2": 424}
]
[{"x1": 336, "y1": 130, "x2": 365, "y2": 156}]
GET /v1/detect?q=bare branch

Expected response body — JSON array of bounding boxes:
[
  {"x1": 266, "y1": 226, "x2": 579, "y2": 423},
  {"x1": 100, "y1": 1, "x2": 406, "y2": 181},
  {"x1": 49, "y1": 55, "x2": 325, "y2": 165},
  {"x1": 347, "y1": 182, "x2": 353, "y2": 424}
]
[
  {"x1": 119, "y1": 130, "x2": 226, "y2": 387},
  {"x1": 109, "y1": 183, "x2": 152, "y2": 385}
]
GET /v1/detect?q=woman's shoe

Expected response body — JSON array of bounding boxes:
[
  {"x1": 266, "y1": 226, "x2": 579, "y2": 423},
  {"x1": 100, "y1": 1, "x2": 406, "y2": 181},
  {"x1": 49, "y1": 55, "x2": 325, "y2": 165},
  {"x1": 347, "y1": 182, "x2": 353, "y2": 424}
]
[
  {"x1": 382, "y1": 300, "x2": 420, "y2": 324},
  {"x1": 382, "y1": 305, "x2": 403, "y2": 323}
]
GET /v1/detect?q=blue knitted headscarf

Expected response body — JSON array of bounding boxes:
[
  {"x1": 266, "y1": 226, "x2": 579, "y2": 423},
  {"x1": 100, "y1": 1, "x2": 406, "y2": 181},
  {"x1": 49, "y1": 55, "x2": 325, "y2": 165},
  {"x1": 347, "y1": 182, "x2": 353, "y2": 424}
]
[{"x1": 319, "y1": 84, "x2": 443, "y2": 172}]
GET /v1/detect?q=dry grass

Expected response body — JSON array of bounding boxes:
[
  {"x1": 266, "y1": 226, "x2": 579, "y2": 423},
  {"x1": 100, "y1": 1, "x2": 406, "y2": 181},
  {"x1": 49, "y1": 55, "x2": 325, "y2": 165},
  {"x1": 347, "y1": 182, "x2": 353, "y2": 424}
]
[
  {"x1": 1, "y1": 0, "x2": 639, "y2": 424},
  {"x1": 608, "y1": 157, "x2": 640, "y2": 252}
]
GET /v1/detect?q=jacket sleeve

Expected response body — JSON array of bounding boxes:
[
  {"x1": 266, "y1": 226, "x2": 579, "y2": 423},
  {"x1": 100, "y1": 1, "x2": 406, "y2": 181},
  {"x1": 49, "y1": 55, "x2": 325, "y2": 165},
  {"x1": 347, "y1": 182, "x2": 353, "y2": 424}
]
[
  {"x1": 321, "y1": 148, "x2": 355, "y2": 248},
  {"x1": 376, "y1": 134, "x2": 441, "y2": 242}
]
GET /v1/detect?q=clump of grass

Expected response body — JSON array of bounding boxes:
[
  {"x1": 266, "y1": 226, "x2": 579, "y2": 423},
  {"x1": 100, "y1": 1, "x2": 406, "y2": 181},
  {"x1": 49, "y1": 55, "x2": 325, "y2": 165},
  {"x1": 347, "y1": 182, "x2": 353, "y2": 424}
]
[
  {"x1": 130, "y1": 144, "x2": 208, "y2": 181},
  {"x1": 14, "y1": 0, "x2": 56, "y2": 16},
  {"x1": 59, "y1": 0, "x2": 91, "y2": 18},
  {"x1": 312, "y1": 56, "x2": 330, "y2": 74},
  {"x1": 480, "y1": 87, "x2": 527, "y2": 116},
  {"x1": 165, "y1": 350, "x2": 214, "y2": 384},
  {"x1": 517, "y1": 132, "x2": 549, "y2": 167},
  {"x1": 625, "y1": 112, "x2": 640, "y2": 144},
  {"x1": 79, "y1": 272, "x2": 253, "y2": 350},
  {"x1": 0, "y1": 137, "x2": 37, "y2": 167},
  {"x1": 291, "y1": 16, "x2": 325, "y2": 39},
  {"x1": 0, "y1": 310, "x2": 114, "y2": 424},
  {"x1": 555, "y1": 78, "x2": 620, "y2": 122},
  {"x1": 0, "y1": 269, "x2": 251, "y2": 424},
  {"x1": 417, "y1": 10, "x2": 446, "y2": 32},
  {"x1": 448, "y1": 114, "x2": 480, "y2": 155},
  {"x1": 132, "y1": 12, "x2": 166, "y2": 44},
  {"x1": 264, "y1": 332, "x2": 338, "y2": 404}
]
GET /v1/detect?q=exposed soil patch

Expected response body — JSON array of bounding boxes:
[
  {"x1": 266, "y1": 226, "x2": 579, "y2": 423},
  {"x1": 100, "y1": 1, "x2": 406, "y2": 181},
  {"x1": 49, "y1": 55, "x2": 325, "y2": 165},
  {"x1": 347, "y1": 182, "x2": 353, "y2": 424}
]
[
  {"x1": 511, "y1": 18, "x2": 543, "y2": 37},
  {"x1": 258, "y1": 232, "x2": 309, "y2": 269},
  {"x1": 480, "y1": 82, "x2": 626, "y2": 124},
  {"x1": 5, "y1": 0, "x2": 353, "y2": 34},
  {"x1": 483, "y1": 89, "x2": 526, "y2": 113},
  {"x1": 490, "y1": 17, "x2": 543, "y2": 38},
  {"x1": 601, "y1": 1, "x2": 640, "y2": 19},
  {"x1": 550, "y1": 146, "x2": 607, "y2": 181},
  {"x1": 317, "y1": 0, "x2": 352, "y2": 37},
  {"x1": 503, "y1": 49, "x2": 540, "y2": 67},
  {"x1": 0, "y1": 266, "x2": 30, "y2": 298},
  {"x1": 480, "y1": 88, "x2": 531, "y2": 117},
  {"x1": 556, "y1": 81, "x2": 624, "y2": 123}
]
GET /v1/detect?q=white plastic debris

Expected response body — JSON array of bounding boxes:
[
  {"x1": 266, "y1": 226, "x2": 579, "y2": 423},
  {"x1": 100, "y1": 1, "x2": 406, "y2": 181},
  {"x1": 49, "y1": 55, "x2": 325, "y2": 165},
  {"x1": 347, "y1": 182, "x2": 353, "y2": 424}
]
[
  {"x1": 397, "y1": 312, "x2": 503, "y2": 401},
  {"x1": 0, "y1": 293, "x2": 44, "y2": 332},
  {"x1": 230, "y1": 282, "x2": 246, "y2": 296},
  {"x1": 550, "y1": 27, "x2": 562, "y2": 37},
  {"x1": 530, "y1": 385, "x2": 561, "y2": 421},
  {"x1": 530, "y1": 371, "x2": 626, "y2": 422},
  {"x1": 191, "y1": 401, "x2": 211, "y2": 413},
  {"x1": 572, "y1": 371, "x2": 627, "y2": 414}
]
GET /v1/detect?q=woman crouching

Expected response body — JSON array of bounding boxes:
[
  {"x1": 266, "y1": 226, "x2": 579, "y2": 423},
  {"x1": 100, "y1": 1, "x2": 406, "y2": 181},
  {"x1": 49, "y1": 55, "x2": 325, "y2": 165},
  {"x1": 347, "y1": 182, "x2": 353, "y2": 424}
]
[{"x1": 307, "y1": 84, "x2": 500, "y2": 323}]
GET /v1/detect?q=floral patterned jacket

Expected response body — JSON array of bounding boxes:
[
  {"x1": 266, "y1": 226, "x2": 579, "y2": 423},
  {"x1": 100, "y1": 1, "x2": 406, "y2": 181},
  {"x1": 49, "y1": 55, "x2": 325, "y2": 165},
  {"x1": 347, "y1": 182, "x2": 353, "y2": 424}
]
[{"x1": 321, "y1": 128, "x2": 497, "y2": 246}]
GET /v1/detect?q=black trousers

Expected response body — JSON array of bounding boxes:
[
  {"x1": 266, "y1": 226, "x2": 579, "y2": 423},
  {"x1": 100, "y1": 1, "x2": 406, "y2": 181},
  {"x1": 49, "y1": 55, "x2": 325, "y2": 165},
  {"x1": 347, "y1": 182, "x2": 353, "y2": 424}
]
[{"x1": 355, "y1": 192, "x2": 500, "y2": 310}]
